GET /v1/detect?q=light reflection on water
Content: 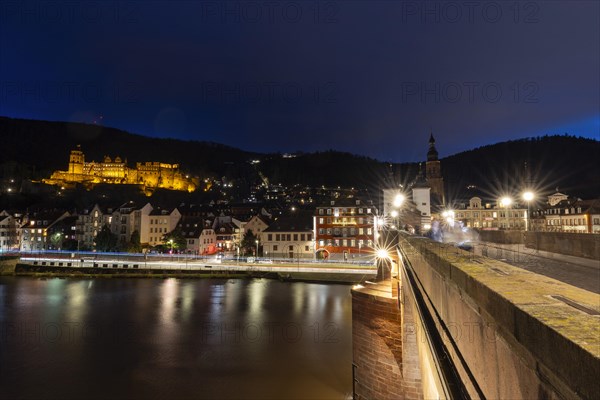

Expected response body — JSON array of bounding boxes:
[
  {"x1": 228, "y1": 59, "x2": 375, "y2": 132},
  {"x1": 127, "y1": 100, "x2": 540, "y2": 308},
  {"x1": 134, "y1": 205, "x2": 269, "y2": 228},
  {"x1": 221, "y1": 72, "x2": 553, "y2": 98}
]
[{"x1": 0, "y1": 277, "x2": 353, "y2": 399}]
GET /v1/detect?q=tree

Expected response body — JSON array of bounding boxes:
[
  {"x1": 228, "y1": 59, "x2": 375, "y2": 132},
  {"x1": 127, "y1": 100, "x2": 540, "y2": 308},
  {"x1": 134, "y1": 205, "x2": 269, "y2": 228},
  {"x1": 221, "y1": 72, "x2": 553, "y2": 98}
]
[
  {"x1": 49, "y1": 232, "x2": 63, "y2": 250},
  {"x1": 162, "y1": 228, "x2": 187, "y2": 252},
  {"x1": 127, "y1": 230, "x2": 142, "y2": 253},
  {"x1": 241, "y1": 229, "x2": 259, "y2": 256},
  {"x1": 94, "y1": 224, "x2": 118, "y2": 252}
]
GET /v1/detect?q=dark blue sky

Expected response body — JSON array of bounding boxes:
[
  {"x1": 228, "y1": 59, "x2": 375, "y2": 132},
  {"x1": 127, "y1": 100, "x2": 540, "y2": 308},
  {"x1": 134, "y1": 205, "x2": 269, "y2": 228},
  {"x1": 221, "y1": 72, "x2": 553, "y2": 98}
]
[{"x1": 1, "y1": 1, "x2": 598, "y2": 161}]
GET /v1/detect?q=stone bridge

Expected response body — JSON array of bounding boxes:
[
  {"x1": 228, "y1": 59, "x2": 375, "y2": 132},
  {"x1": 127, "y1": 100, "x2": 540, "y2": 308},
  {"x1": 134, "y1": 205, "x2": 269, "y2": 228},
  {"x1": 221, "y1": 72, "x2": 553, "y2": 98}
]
[{"x1": 351, "y1": 233, "x2": 599, "y2": 399}]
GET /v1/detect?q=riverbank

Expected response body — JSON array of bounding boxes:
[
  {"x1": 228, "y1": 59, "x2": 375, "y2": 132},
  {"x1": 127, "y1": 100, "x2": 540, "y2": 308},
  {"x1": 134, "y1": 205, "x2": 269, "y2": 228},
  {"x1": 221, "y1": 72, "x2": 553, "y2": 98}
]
[{"x1": 12, "y1": 263, "x2": 371, "y2": 284}]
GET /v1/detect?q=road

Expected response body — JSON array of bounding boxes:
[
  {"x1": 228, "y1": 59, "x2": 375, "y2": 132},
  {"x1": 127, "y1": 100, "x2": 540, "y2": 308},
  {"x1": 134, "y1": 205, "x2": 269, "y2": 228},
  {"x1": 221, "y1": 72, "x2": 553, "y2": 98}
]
[
  {"x1": 18, "y1": 255, "x2": 377, "y2": 276},
  {"x1": 472, "y1": 241, "x2": 600, "y2": 294}
]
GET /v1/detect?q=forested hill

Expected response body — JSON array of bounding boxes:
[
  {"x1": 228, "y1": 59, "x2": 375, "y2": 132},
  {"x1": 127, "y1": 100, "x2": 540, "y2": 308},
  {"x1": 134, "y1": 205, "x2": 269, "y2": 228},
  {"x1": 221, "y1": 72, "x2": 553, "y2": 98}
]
[
  {"x1": 0, "y1": 116, "x2": 255, "y2": 179},
  {"x1": 0, "y1": 116, "x2": 598, "y2": 199},
  {"x1": 441, "y1": 136, "x2": 600, "y2": 200}
]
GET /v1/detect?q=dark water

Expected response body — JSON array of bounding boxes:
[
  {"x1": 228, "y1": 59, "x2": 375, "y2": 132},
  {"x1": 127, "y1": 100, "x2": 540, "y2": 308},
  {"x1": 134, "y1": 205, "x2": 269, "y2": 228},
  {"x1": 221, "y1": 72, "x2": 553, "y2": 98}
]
[{"x1": 0, "y1": 277, "x2": 353, "y2": 399}]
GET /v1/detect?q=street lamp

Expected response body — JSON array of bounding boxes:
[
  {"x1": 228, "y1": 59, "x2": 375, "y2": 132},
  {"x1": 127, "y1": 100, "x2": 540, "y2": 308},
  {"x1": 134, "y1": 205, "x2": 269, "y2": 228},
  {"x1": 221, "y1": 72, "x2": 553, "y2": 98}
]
[
  {"x1": 168, "y1": 239, "x2": 174, "y2": 254},
  {"x1": 500, "y1": 197, "x2": 512, "y2": 229},
  {"x1": 390, "y1": 193, "x2": 405, "y2": 230},
  {"x1": 441, "y1": 210, "x2": 455, "y2": 227},
  {"x1": 393, "y1": 194, "x2": 405, "y2": 208},
  {"x1": 375, "y1": 247, "x2": 393, "y2": 281},
  {"x1": 255, "y1": 240, "x2": 259, "y2": 258},
  {"x1": 522, "y1": 191, "x2": 534, "y2": 231}
]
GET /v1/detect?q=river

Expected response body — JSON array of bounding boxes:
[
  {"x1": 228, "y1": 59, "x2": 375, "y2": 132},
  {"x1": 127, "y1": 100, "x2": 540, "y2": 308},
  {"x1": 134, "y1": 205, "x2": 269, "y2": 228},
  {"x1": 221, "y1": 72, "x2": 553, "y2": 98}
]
[{"x1": 0, "y1": 277, "x2": 353, "y2": 399}]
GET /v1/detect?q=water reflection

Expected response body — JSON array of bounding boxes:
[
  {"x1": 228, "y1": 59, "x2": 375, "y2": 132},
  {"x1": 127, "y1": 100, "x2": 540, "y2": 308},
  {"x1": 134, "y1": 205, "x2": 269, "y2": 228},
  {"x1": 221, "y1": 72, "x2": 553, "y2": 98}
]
[{"x1": 0, "y1": 277, "x2": 353, "y2": 399}]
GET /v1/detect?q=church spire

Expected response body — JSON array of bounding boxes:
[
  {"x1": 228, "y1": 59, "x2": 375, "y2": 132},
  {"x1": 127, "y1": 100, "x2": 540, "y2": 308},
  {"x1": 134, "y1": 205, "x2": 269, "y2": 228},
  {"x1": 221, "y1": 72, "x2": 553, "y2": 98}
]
[{"x1": 427, "y1": 130, "x2": 439, "y2": 161}]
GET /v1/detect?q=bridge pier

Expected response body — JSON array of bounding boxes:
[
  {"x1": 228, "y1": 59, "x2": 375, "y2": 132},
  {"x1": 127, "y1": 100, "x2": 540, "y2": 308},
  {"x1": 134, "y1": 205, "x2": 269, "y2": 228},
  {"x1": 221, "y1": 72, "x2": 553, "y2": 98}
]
[{"x1": 351, "y1": 278, "x2": 423, "y2": 400}]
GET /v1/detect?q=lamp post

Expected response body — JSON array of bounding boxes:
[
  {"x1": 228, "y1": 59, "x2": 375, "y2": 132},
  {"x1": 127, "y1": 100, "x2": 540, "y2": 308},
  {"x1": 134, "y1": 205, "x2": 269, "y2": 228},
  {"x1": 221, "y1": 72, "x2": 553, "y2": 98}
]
[
  {"x1": 522, "y1": 191, "x2": 534, "y2": 231},
  {"x1": 441, "y1": 210, "x2": 455, "y2": 228},
  {"x1": 375, "y1": 248, "x2": 392, "y2": 281},
  {"x1": 391, "y1": 193, "x2": 405, "y2": 230},
  {"x1": 255, "y1": 239, "x2": 259, "y2": 258},
  {"x1": 500, "y1": 197, "x2": 512, "y2": 230},
  {"x1": 169, "y1": 239, "x2": 174, "y2": 254}
]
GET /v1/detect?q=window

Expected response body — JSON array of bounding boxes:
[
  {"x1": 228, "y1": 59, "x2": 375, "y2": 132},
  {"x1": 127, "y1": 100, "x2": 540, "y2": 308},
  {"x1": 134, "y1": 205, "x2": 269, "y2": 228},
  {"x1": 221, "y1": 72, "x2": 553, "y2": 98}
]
[
  {"x1": 274, "y1": 245, "x2": 278, "y2": 251},
  {"x1": 319, "y1": 218, "x2": 324, "y2": 224},
  {"x1": 300, "y1": 234, "x2": 305, "y2": 241},
  {"x1": 268, "y1": 234, "x2": 272, "y2": 241},
  {"x1": 319, "y1": 209, "x2": 324, "y2": 215},
  {"x1": 327, "y1": 209, "x2": 332, "y2": 215},
  {"x1": 293, "y1": 234, "x2": 298, "y2": 241},
  {"x1": 276, "y1": 234, "x2": 280, "y2": 241},
  {"x1": 305, "y1": 246, "x2": 309, "y2": 251}
]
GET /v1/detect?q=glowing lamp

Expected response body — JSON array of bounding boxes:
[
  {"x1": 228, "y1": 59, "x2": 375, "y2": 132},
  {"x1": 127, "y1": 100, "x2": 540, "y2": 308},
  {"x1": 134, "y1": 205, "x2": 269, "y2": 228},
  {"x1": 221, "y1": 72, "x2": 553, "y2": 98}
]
[
  {"x1": 500, "y1": 197, "x2": 512, "y2": 207},
  {"x1": 393, "y1": 194, "x2": 405, "y2": 208},
  {"x1": 376, "y1": 249, "x2": 390, "y2": 259}
]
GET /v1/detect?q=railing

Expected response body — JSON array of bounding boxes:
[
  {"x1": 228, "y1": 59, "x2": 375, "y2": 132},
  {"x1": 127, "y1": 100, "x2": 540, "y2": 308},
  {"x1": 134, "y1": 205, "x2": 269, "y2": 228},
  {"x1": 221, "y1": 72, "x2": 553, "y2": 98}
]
[{"x1": 396, "y1": 240, "x2": 483, "y2": 400}]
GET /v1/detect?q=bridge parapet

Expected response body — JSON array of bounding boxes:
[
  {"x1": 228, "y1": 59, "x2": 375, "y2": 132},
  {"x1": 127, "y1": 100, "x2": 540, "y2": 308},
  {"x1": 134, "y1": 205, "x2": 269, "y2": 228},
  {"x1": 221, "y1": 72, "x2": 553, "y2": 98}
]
[{"x1": 401, "y1": 234, "x2": 600, "y2": 399}]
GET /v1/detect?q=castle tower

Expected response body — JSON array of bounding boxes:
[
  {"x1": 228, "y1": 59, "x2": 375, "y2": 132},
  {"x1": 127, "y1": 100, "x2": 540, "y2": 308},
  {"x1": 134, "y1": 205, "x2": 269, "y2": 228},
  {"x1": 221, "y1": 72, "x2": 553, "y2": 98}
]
[
  {"x1": 425, "y1": 132, "x2": 445, "y2": 205},
  {"x1": 68, "y1": 145, "x2": 85, "y2": 176}
]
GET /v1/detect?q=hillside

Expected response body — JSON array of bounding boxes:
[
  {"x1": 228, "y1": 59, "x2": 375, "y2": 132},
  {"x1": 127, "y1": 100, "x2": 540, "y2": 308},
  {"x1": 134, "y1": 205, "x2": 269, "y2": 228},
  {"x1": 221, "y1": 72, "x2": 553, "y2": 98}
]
[
  {"x1": 0, "y1": 116, "x2": 255, "y2": 180},
  {"x1": 0, "y1": 117, "x2": 598, "y2": 202},
  {"x1": 441, "y1": 136, "x2": 600, "y2": 200}
]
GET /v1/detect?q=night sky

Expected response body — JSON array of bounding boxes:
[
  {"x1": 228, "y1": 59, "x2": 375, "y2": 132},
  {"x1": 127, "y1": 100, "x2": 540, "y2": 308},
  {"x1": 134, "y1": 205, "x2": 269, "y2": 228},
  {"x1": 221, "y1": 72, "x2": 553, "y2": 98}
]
[{"x1": 1, "y1": 1, "x2": 598, "y2": 162}]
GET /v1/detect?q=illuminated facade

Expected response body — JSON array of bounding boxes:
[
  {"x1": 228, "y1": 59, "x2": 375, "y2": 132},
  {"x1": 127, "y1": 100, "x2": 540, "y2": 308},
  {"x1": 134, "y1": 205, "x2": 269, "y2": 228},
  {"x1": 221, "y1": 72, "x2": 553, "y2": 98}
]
[
  {"x1": 455, "y1": 197, "x2": 528, "y2": 230},
  {"x1": 314, "y1": 198, "x2": 377, "y2": 259},
  {"x1": 44, "y1": 146, "x2": 196, "y2": 192}
]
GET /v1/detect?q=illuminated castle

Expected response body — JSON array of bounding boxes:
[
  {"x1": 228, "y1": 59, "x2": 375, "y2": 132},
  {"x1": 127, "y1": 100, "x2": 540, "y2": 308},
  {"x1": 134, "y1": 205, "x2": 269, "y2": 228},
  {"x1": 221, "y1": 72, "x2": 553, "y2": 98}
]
[{"x1": 44, "y1": 146, "x2": 196, "y2": 192}]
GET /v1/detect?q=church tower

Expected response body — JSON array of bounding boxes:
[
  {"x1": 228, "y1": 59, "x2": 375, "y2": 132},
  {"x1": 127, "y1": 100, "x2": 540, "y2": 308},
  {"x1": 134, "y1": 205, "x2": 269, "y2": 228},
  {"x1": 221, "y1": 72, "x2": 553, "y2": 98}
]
[
  {"x1": 68, "y1": 145, "x2": 85, "y2": 176},
  {"x1": 425, "y1": 132, "x2": 445, "y2": 205}
]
